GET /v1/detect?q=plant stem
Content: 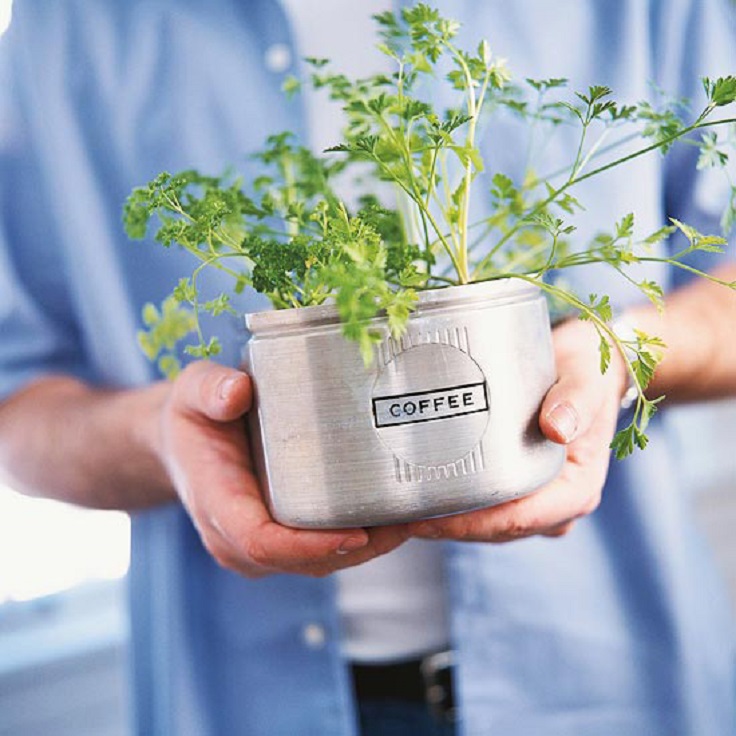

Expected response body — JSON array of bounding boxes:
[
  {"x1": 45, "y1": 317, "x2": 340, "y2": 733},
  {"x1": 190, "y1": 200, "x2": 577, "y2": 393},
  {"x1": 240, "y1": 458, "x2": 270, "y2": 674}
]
[
  {"x1": 444, "y1": 41, "x2": 492, "y2": 283},
  {"x1": 371, "y1": 151, "x2": 464, "y2": 278},
  {"x1": 473, "y1": 115, "x2": 736, "y2": 280},
  {"x1": 496, "y1": 272, "x2": 649, "y2": 412}
]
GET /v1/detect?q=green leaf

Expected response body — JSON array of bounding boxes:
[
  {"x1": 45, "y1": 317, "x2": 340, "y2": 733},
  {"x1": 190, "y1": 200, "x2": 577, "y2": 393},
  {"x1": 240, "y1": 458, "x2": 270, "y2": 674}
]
[
  {"x1": 670, "y1": 217, "x2": 698, "y2": 245},
  {"x1": 694, "y1": 240, "x2": 725, "y2": 253},
  {"x1": 142, "y1": 303, "x2": 160, "y2": 327},
  {"x1": 137, "y1": 296, "x2": 197, "y2": 367},
  {"x1": 643, "y1": 225, "x2": 677, "y2": 246},
  {"x1": 637, "y1": 280, "x2": 665, "y2": 311},
  {"x1": 281, "y1": 75, "x2": 301, "y2": 98},
  {"x1": 636, "y1": 97, "x2": 686, "y2": 152},
  {"x1": 203, "y1": 294, "x2": 235, "y2": 317},
  {"x1": 579, "y1": 294, "x2": 613, "y2": 323},
  {"x1": 376, "y1": 42, "x2": 400, "y2": 61},
  {"x1": 632, "y1": 350, "x2": 658, "y2": 390},
  {"x1": 440, "y1": 112, "x2": 472, "y2": 135},
  {"x1": 157, "y1": 355, "x2": 182, "y2": 380},
  {"x1": 173, "y1": 277, "x2": 196, "y2": 304},
  {"x1": 123, "y1": 188, "x2": 153, "y2": 239},
  {"x1": 555, "y1": 191, "x2": 584, "y2": 215},
  {"x1": 703, "y1": 76, "x2": 736, "y2": 107},
  {"x1": 616, "y1": 213, "x2": 634, "y2": 240},
  {"x1": 491, "y1": 173, "x2": 517, "y2": 201},
  {"x1": 639, "y1": 396, "x2": 664, "y2": 433},
  {"x1": 558, "y1": 101, "x2": 585, "y2": 124},
  {"x1": 611, "y1": 424, "x2": 636, "y2": 459},
  {"x1": 576, "y1": 85, "x2": 613, "y2": 106},
  {"x1": 526, "y1": 77, "x2": 568, "y2": 92},
  {"x1": 697, "y1": 131, "x2": 729, "y2": 169},
  {"x1": 671, "y1": 218, "x2": 727, "y2": 252},
  {"x1": 184, "y1": 337, "x2": 222, "y2": 359},
  {"x1": 450, "y1": 144, "x2": 484, "y2": 172},
  {"x1": 721, "y1": 186, "x2": 736, "y2": 235},
  {"x1": 304, "y1": 57, "x2": 330, "y2": 69}
]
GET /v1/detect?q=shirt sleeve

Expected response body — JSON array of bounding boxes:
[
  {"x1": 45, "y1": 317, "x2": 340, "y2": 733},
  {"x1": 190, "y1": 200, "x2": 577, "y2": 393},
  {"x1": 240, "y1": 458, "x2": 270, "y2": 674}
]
[
  {"x1": 0, "y1": 12, "x2": 93, "y2": 402},
  {"x1": 655, "y1": 0, "x2": 736, "y2": 285}
]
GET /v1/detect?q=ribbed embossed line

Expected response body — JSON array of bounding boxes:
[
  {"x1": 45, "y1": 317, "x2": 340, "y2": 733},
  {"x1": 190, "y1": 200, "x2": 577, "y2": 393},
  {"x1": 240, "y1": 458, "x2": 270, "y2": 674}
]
[
  {"x1": 393, "y1": 444, "x2": 486, "y2": 484},
  {"x1": 379, "y1": 325, "x2": 471, "y2": 365}
]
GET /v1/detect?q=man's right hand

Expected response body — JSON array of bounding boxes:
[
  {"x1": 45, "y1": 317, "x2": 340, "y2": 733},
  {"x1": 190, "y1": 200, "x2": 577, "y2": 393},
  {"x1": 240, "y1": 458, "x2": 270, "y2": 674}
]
[{"x1": 156, "y1": 361, "x2": 409, "y2": 578}]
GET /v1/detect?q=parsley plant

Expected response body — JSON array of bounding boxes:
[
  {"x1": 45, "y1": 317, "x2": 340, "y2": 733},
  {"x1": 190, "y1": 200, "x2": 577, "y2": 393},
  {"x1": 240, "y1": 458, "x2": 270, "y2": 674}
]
[{"x1": 124, "y1": 4, "x2": 736, "y2": 458}]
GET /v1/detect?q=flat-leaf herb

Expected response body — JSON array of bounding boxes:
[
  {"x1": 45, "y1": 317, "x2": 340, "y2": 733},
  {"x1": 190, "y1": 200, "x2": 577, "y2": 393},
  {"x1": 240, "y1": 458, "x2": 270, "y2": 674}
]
[{"x1": 124, "y1": 5, "x2": 736, "y2": 459}]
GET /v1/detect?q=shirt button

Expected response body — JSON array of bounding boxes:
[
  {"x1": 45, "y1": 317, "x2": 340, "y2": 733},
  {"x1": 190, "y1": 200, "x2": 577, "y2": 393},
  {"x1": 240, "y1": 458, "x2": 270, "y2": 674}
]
[
  {"x1": 303, "y1": 623, "x2": 327, "y2": 649},
  {"x1": 265, "y1": 43, "x2": 292, "y2": 73}
]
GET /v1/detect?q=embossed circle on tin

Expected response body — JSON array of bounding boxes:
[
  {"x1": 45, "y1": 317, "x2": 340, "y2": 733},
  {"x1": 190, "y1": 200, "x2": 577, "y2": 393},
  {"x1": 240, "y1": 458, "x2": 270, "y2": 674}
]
[{"x1": 372, "y1": 341, "x2": 490, "y2": 467}]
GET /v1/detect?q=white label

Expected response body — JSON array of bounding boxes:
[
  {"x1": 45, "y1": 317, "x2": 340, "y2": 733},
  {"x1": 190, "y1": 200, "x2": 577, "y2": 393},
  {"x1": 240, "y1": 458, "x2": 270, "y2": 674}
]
[{"x1": 373, "y1": 382, "x2": 489, "y2": 428}]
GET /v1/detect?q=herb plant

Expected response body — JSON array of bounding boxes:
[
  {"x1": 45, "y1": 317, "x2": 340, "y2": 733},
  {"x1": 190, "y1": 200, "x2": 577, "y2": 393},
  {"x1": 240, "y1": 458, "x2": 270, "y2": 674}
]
[{"x1": 124, "y1": 4, "x2": 736, "y2": 459}]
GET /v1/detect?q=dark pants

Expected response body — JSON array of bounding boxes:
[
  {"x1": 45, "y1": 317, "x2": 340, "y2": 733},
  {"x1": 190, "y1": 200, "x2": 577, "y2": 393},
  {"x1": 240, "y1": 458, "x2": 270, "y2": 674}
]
[{"x1": 357, "y1": 698, "x2": 457, "y2": 736}]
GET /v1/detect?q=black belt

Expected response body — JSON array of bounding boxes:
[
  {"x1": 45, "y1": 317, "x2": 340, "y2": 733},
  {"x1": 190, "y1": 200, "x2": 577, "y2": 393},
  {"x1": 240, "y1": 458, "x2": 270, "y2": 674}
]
[{"x1": 351, "y1": 650, "x2": 456, "y2": 723}]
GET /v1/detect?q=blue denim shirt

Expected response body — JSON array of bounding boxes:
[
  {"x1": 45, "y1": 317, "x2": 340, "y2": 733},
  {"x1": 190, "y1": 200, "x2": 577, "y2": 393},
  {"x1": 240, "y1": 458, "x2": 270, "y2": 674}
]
[{"x1": 1, "y1": 1, "x2": 735, "y2": 734}]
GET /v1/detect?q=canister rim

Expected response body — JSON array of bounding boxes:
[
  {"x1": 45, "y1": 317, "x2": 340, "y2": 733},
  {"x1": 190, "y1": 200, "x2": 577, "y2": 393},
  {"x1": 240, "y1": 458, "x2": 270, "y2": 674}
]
[{"x1": 245, "y1": 278, "x2": 540, "y2": 334}]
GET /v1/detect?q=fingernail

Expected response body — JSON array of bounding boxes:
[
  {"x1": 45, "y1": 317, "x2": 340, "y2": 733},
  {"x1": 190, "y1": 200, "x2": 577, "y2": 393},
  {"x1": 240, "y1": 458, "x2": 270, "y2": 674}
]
[
  {"x1": 338, "y1": 536, "x2": 368, "y2": 554},
  {"x1": 413, "y1": 523, "x2": 442, "y2": 539},
  {"x1": 547, "y1": 402, "x2": 578, "y2": 443},
  {"x1": 218, "y1": 375, "x2": 240, "y2": 402}
]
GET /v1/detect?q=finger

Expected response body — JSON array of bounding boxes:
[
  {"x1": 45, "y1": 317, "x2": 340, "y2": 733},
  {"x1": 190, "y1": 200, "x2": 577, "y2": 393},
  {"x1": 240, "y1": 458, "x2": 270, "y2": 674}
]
[
  {"x1": 171, "y1": 360, "x2": 253, "y2": 424},
  {"x1": 541, "y1": 322, "x2": 626, "y2": 445},
  {"x1": 282, "y1": 524, "x2": 411, "y2": 578},
  {"x1": 540, "y1": 520, "x2": 576, "y2": 538},
  {"x1": 164, "y1": 365, "x2": 374, "y2": 575},
  {"x1": 540, "y1": 348, "x2": 617, "y2": 445},
  {"x1": 409, "y1": 461, "x2": 600, "y2": 543},
  {"x1": 186, "y1": 469, "x2": 375, "y2": 575}
]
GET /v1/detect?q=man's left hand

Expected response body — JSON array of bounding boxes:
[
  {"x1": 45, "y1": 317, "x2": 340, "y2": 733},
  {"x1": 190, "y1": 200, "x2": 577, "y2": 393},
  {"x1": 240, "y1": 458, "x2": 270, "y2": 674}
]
[{"x1": 408, "y1": 319, "x2": 628, "y2": 543}]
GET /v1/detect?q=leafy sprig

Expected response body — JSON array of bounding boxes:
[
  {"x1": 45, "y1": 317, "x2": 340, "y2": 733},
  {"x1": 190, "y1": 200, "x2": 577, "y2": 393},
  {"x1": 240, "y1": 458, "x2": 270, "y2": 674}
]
[{"x1": 124, "y1": 137, "x2": 425, "y2": 375}]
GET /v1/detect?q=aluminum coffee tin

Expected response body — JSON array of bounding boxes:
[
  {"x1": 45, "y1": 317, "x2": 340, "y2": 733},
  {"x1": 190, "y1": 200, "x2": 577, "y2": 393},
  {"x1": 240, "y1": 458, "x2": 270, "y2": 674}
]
[{"x1": 243, "y1": 279, "x2": 565, "y2": 528}]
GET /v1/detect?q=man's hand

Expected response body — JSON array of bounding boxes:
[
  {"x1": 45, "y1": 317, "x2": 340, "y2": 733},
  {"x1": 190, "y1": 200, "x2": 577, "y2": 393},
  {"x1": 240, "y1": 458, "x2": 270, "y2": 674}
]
[
  {"x1": 157, "y1": 361, "x2": 409, "y2": 578},
  {"x1": 408, "y1": 319, "x2": 628, "y2": 542}
]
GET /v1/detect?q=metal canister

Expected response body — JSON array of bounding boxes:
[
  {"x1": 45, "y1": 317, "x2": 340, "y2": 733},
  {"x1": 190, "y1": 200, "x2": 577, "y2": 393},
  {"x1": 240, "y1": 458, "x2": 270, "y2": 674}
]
[{"x1": 243, "y1": 279, "x2": 565, "y2": 528}]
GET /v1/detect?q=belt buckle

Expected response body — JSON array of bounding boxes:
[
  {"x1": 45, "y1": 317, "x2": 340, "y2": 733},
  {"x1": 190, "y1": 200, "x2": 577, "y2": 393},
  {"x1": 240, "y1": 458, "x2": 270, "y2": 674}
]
[{"x1": 419, "y1": 650, "x2": 456, "y2": 723}]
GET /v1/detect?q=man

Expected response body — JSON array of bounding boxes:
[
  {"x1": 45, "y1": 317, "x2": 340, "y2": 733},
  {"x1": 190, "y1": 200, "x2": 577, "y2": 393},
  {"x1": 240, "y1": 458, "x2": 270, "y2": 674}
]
[{"x1": 1, "y1": 1, "x2": 735, "y2": 734}]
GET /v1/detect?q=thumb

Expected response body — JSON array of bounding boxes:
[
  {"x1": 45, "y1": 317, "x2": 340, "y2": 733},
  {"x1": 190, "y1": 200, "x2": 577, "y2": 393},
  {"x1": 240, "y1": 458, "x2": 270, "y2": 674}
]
[
  {"x1": 539, "y1": 369, "x2": 606, "y2": 446},
  {"x1": 540, "y1": 384, "x2": 583, "y2": 446},
  {"x1": 541, "y1": 321, "x2": 628, "y2": 445},
  {"x1": 171, "y1": 361, "x2": 253, "y2": 423}
]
